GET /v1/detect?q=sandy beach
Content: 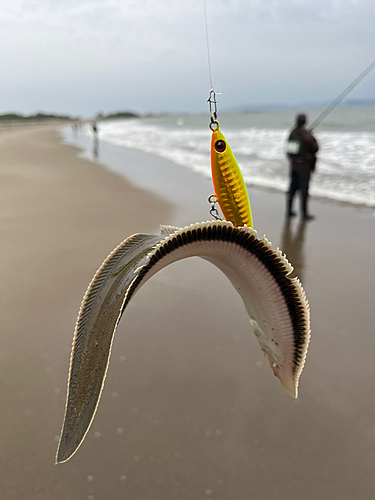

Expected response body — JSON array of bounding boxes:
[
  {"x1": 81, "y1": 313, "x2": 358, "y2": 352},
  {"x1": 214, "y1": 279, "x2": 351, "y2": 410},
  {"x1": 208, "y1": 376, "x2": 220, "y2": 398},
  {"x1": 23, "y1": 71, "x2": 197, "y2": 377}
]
[{"x1": 1, "y1": 124, "x2": 375, "y2": 500}]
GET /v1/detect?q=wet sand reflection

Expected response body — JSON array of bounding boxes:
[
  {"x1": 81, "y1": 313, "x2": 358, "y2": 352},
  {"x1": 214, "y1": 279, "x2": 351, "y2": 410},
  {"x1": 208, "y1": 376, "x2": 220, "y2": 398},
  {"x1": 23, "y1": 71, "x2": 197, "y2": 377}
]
[{"x1": 281, "y1": 218, "x2": 307, "y2": 283}]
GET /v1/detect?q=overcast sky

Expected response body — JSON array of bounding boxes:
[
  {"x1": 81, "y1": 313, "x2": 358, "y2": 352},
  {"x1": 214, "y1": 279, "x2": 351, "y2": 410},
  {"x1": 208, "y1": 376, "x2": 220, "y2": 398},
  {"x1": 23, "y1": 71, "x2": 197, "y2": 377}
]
[{"x1": 1, "y1": 0, "x2": 374, "y2": 117}]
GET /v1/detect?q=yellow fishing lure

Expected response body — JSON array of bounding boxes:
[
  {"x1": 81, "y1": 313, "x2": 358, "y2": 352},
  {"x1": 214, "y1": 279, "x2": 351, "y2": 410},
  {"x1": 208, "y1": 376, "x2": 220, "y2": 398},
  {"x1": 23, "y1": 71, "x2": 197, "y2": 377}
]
[{"x1": 210, "y1": 122, "x2": 253, "y2": 228}]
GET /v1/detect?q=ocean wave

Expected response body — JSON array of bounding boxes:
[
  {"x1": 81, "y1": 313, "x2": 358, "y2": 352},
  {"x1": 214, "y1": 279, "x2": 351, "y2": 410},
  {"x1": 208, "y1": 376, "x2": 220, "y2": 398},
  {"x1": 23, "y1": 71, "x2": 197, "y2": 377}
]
[{"x1": 86, "y1": 119, "x2": 375, "y2": 207}]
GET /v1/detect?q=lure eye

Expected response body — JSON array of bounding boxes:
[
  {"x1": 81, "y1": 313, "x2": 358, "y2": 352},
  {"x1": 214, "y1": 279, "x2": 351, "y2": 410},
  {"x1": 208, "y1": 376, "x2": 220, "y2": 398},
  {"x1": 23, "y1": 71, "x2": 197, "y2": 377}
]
[{"x1": 214, "y1": 140, "x2": 226, "y2": 153}]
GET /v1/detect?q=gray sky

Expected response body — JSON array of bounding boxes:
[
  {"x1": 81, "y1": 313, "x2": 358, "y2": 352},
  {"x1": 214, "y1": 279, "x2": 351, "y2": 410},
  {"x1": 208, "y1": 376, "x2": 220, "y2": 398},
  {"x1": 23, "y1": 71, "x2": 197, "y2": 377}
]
[{"x1": 1, "y1": 0, "x2": 374, "y2": 117}]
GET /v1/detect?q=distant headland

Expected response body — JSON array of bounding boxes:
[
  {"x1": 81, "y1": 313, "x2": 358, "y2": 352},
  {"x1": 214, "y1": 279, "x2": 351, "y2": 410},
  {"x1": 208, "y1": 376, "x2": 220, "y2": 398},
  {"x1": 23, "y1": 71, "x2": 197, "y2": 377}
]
[
  {"x1": 0, "y1": 112, "x2": 80, "y2": 123},
  {"x1": 95, "y1": 111, "x2": 140, "y2": 120},
  {"x1": 0, "y1": 110, "x2": 141, "y2": 124}
]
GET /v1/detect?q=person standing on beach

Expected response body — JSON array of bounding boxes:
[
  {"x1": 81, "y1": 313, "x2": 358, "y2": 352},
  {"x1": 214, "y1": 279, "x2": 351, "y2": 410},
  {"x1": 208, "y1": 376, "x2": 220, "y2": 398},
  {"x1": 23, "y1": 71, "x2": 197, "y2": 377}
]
[
  {"x1": 286, "y1": 114, "x2": 319, "y2": 220},
  {"x1": 92, "y1": 122, "x2": 99, "y2": 158},
  {"x1": 92, "y1": 122, "x2": 98, "y2": 137}
]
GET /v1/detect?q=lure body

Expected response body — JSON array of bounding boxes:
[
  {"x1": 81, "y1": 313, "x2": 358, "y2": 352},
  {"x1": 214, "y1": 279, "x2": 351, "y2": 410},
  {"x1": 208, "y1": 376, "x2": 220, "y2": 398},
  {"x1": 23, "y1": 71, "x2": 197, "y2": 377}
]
[{"x1": 211, "y1": 124, "x2": 253, "y2": 228}]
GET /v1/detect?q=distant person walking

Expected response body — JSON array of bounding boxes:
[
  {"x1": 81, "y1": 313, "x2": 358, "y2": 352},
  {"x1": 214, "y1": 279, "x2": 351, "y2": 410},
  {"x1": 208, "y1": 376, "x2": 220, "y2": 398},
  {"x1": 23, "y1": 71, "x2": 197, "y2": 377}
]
[
  {"x1": 91, "y1": 122, "x2": 99, "y2": 158},
  {"x1": 92, "y1": 122, "x2": 98, "y2": 136},
  {"x1": 286, "y1": 114, "x2": 319, "y2": 220}
]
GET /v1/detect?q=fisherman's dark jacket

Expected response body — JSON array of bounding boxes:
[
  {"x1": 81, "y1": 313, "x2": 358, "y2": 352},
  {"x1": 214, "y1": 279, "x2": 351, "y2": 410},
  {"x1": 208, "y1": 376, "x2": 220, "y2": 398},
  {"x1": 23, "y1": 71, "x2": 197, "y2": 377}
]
[{"x1": 287, "y1": 126, "x2": 319, "y2": 171}]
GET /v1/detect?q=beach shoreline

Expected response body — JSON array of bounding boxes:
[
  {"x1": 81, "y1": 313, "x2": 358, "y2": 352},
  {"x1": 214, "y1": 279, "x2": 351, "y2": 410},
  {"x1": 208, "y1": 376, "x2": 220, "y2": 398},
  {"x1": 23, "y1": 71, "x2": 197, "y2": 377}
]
[
  {"x1": 1, "y1": 124, "x2": 375, "y2": 500},
  {"x1": 60, "y1": 125, "x2": 375, "y2": 224},
  {"x1": 60, "y1": 126, "x2": 375, "y2": 211}
]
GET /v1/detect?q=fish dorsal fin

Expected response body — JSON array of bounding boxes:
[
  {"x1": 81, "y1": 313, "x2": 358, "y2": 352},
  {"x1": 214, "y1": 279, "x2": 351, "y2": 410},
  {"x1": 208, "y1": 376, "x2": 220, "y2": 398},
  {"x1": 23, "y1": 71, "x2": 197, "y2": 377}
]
[
  {"x1": 56, "y1": 231, "x2": 163, "y2": 464},
  {"x1": 160, "y1": 224, "x2": 180, "y2": 235}
]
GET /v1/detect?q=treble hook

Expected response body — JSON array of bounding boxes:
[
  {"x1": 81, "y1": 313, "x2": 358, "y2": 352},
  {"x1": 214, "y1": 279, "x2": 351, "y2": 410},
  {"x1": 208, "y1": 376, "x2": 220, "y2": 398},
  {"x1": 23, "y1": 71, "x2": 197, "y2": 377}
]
[{"x1": 208, "y1": 194, "x2": 222, "y2": 220}]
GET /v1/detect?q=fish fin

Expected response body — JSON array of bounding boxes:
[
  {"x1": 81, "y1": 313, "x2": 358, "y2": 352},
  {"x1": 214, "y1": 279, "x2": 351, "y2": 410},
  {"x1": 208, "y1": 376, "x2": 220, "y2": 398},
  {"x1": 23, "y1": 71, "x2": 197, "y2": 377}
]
[
  {"x1": 160, "y1": 224, "x2": 180, "y2": 235},
  {"x1": 56, "y1": 232, "x2": 162, "y2": 464}
]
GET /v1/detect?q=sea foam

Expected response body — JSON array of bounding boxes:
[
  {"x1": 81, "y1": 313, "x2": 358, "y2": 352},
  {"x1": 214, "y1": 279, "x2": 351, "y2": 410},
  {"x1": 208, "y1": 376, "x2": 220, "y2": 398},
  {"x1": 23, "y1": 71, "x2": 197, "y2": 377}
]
[{"x1": 87, "y1": 116, "x2": 375, "y2": 207}]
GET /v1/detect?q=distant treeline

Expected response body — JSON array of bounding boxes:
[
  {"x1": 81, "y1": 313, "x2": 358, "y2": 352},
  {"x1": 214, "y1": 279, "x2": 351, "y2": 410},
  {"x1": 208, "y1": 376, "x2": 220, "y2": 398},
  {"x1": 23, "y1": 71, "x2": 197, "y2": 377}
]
[
  {"x1": 0, "y1": 112, "x2": 78, "y2": 122},
  {"x1": 96, "y1": 111, "x2": 140, "y2": 120}
]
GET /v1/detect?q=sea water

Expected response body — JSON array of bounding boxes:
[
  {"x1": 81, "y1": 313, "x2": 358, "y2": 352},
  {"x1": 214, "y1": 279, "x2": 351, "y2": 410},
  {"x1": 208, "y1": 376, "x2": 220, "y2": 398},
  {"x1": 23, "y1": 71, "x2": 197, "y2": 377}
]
[{"x1": 85, "y1": 106, "x2": 375, "y2": 207}]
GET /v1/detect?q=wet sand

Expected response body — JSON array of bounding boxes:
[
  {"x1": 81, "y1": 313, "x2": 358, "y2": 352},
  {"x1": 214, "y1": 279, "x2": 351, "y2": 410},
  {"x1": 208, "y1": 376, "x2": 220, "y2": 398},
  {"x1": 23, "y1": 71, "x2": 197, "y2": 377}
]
[{"x1": 1, "y1": 125, "x2": 375, "y2": 500}]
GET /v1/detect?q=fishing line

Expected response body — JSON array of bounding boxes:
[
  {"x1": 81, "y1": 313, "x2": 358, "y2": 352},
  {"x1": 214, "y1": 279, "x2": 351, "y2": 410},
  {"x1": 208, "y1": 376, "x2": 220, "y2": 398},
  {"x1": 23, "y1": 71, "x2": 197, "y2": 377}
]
[
  {"x1": 202, "y1": 0, "x2": 253, "y2": 228},
  {"x1": 203, "y1": 0, "x2": 214, "y2": 90},
  {"x1": 309, "y1": 58, "x2": 375, "y2": 130},
  {"x1": 203, "y1": 0, "x2": 221, "y2": 125}
]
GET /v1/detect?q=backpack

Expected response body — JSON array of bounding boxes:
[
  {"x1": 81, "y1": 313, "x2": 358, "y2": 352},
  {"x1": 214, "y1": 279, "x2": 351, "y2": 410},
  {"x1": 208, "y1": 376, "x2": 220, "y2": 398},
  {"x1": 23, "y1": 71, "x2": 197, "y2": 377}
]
[{"x1": 286, "y1": 130, "x2": 305, "y2": 159}]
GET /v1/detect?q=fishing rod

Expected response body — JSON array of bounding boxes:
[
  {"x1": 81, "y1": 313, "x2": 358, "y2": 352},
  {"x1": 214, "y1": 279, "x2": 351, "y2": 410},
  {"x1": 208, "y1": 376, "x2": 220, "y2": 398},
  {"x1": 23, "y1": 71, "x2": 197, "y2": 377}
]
[{"x1": 309, "y1": 58, "x2": 375, "y2": 131}]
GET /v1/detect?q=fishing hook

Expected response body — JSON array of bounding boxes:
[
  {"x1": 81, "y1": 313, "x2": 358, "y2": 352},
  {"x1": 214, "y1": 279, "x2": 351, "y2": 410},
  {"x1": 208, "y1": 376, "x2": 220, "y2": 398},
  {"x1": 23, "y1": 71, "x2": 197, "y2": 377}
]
[{"x1": 208, "y1": 194, "x2": 222, "y2": 220}]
